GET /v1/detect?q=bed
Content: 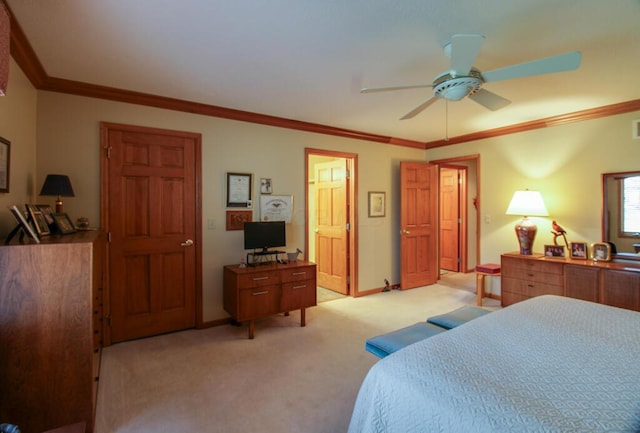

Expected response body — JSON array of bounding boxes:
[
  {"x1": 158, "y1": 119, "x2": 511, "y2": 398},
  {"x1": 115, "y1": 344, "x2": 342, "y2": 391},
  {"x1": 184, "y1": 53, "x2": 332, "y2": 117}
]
[{"x1": 348, "y1": 295, "x2": 640, "y2": 432}]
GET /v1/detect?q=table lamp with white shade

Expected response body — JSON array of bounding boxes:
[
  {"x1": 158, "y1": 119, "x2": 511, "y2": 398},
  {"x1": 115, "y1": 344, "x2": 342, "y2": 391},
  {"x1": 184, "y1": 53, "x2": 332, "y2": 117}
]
[{"x1": 505, "y1": 190, "x2": 548, "y2": 255}]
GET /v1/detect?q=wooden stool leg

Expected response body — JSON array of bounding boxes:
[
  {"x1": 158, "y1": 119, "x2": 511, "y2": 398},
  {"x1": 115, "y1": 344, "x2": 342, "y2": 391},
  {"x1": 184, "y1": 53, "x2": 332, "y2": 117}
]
[{"x1": 476, "y1": 273, "x2": 485, "y2": 306}]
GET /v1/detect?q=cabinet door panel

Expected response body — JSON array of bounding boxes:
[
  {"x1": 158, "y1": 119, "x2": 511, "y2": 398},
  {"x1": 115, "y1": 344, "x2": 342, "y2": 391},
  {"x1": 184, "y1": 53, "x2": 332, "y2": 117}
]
[
  {"x1": 565, "y1": 265, "x2": 599, "y2": 302},
  {"x1": 281, "y1": 280, "x2": 316, "y2": 311},
  {"x1": 601, "y1": 270, "x2": 640, "y2": 311}
]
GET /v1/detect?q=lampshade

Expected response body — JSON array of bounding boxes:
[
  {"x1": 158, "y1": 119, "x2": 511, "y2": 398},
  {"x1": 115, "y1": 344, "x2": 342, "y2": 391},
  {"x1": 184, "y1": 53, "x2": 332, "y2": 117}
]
[
  {"x1": 40, "y1": 174, "x2": 75, "y2": 213},
  {"x1": 505, "y1": 190, "x2": 548, "y2": 217},
  {"x1": 506, "y1": 190, "x2": 548, "y2": 255}
]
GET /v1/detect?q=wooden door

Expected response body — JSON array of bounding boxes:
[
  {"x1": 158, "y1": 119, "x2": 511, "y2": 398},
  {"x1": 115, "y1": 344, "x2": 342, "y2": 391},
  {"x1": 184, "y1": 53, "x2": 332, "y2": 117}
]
[
  {"x1": 439, "y1": 166, "x2": 460, "y2": 272},
  {"x1": 101, "y1": 123, "x2": 201, "y2": 343},
  {"x1": 400, "y1": 161, "x2": 438, "y2": 289},
  {"x1": 314, "y1": 160, "x2": 349, "y2": 295}
]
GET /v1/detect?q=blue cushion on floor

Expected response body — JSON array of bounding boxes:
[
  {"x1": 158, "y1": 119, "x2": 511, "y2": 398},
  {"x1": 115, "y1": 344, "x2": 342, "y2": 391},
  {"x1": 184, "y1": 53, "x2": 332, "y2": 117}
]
[
  {"x1": 365, "y1": 322, "x2": 447, "y2": 358},
  {"x1": 427, "y1": 305, "x2": 491, "y2": 329}
]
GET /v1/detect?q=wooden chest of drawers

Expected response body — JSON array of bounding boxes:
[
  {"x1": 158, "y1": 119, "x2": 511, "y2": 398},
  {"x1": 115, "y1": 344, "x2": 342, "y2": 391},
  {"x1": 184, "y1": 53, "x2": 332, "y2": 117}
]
[
  {"x1": 501, "y1": 254, "x2": 564, "y2": 305},
  {"x1": 224, "y1": 261, "x2": 317, "y2": 338},
  {"x1": 501, "y1": 252, "x2": 640, "y2": 311},
  {"x1": 0, "y1": 231, "x2": 105, "y2": 433}
]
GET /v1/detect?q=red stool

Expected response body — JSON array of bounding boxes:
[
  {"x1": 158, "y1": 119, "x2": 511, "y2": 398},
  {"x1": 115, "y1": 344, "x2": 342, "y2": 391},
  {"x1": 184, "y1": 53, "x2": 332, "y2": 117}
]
[{"x1": 475, "y1": 264, "x2": 501, "y2": 306}]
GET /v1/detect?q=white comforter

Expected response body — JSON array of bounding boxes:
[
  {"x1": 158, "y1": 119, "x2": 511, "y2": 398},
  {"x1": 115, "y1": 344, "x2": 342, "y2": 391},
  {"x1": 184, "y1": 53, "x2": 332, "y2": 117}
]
[{"x1": 348, "y1": 295, "x2": 640, "y2": 433}]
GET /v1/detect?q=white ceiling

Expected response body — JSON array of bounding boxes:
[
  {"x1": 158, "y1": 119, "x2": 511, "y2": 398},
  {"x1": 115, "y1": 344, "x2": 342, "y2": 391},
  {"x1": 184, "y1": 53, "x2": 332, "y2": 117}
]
[{"x1": 6, "y1": 0, "x2": 640, "y2": 144}]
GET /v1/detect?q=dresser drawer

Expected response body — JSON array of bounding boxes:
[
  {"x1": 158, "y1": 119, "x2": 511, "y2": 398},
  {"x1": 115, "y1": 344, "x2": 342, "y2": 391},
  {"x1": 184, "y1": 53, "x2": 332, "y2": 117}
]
[
  {"x1": 502, "y1": 256, "x2": 563, "y2": 276},
  {"x1": 281, "y1": 266, "x2": 315, "y2": 283},
  {"x1": 502, "y1": 276, "x2": 563, "y2": 297},
  {"x1": 238, "y1": 270, "x2": 281, "y2": 288},
  {"x1": 238, "y1": 285, "x2": 281, "y2": 320}
]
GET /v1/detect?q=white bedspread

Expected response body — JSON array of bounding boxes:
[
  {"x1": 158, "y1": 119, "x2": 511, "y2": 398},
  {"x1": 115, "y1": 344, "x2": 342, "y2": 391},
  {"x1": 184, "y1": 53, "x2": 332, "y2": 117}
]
[{"x1": 348, "y1": 295, "x2": 640, "y2": 433}]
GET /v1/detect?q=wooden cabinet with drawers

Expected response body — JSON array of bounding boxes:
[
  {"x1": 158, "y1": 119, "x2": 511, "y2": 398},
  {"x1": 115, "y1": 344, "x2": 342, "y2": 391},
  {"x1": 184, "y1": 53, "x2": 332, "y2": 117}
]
[
  {"x1": 501, "y1": 252, "x2": 640, "y2": 311},
  {"x1": 224, "y1": 261, "x2": 317, "y2": 338},
  {"x1": 0, "y1": 231, "x2": 105, "y2": 433},
  {"x1": 501, "y1": 254, "x2": 564, "y2": 306}
]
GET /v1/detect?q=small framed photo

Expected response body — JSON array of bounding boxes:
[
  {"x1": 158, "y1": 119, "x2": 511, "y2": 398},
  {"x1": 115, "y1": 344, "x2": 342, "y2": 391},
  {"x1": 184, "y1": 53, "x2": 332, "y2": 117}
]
[
  {"x1": 569, "y1": 241, "x2": 588, "y2": 259},
  {"x1": 226, "y1": 172, "x2": 253, "y2": 208},
  {"x1": 591, "y1": 242, "x2": 611, "y2": 261},
  {"x1": 368, "y1": 191, "x2": 386, "y2": 218},
  {"x1": 8, "y1": 205, "x2": 39, "y2": 243},
  {"x1": 260, "y1": 178, "x2": 272, "y2": 194},
  {"x1": 36, "y1": 204, "x2": 55, "y2": 226},
  {"x1": 52, "y1": 213, "x2": 76, "y2": 234},
  {"x1": 26, "y1": 204, "x2": 50, "y2": 236},
  {"x1": 544, "y1": 244, "x2": 565, "y2": 258}
]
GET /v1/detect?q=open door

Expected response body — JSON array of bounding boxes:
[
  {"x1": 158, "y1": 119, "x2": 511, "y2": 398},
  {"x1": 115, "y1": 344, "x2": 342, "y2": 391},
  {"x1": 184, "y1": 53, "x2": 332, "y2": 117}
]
[
  {"x1": 400, "y1": 161, "x2": 438, "y2": 289},
  {"x1": 314, "y1": 159, "x2": 349, "y2": 295},
  {"x1": 439, "y1": 166, "x2": 464, "y2": 272}
]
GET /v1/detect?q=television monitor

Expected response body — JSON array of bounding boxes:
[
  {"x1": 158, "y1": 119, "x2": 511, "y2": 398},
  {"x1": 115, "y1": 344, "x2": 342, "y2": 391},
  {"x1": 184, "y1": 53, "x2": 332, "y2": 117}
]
[{"x1": 243, "y1": 221, "x2": 286, "y2": 253}]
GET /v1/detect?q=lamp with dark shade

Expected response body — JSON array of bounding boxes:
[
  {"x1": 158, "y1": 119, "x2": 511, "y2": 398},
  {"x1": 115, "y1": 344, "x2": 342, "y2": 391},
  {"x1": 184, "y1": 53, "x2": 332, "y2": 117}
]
[
  {"x1": 505, "y1": 190, "x2": 548, "y2": 255},
  {"x1": 39, "y1": 174, "x2": 75, "y2": 213}
]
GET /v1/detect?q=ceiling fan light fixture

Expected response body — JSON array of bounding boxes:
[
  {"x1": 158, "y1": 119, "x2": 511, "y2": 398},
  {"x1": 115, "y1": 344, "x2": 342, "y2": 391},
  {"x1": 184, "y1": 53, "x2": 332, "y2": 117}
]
[{"x1": 432, "y1": 72, "x2": 483, "y2": 101}]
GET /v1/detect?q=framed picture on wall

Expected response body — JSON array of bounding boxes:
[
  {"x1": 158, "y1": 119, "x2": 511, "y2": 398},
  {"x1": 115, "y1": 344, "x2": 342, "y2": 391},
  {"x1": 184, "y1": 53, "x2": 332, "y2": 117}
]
[
  {"x1": 368, "y1": 191, "x2": 385, "y2": 217},
  {"x1": 226, "y1": 210, "x2": 252, "y2": 231},
  {"x1": 260, "y1": 178, "x2": 272, "y2": 194},
  {"x1": 0, "y1": 135, "x2": 10, "y2": 193},
  {"x1": 226, "y1": 172, "x2": 252, "y2": 208}
]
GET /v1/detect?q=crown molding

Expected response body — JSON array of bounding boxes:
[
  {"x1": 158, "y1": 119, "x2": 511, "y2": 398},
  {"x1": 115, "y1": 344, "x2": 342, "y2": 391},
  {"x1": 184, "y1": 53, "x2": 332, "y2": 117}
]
[{"x1": 423, "y1": 99, "x2": 640, "y2": 149}]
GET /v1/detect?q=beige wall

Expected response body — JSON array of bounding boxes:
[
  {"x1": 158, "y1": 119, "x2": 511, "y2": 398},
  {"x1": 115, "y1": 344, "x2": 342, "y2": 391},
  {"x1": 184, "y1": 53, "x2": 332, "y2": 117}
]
[
  {"x1": 0, "y1": 59, "x2": 38, "y2": 235},
  {"x1": 32, "y1": 91, "x2": 424, "y2": 321},
  {"x1": 426, "y1": 110, "x2": 640, "y2": 266}
]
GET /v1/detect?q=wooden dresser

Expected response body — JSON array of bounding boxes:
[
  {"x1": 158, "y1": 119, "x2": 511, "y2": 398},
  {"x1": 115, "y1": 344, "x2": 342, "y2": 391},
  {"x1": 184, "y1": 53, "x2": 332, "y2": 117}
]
[
  {"x1": 501, "y1": 252, "x2": 640, "y2": 311},
  {"x1": 0, "y1": 231, "x2": 105, "y2": 433},
  {"x1": 224, "y1": 261, "x2": 317, "y2": 338}
]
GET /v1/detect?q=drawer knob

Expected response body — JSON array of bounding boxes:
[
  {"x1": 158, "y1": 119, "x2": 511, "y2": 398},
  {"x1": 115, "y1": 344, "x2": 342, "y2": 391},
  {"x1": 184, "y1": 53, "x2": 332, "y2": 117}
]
[
  {"x1": 252, "y1": 290, "x2": 269, "y2": 296},
  {"x1": 292, "y1": 272, "x2": 306, "y2": 276},
  {"x1": 252, "y1": 276, "x2": 269, "y2": 281},
  {"x1": 292, "y1": 285, "x2": 307, "y2": 289}
]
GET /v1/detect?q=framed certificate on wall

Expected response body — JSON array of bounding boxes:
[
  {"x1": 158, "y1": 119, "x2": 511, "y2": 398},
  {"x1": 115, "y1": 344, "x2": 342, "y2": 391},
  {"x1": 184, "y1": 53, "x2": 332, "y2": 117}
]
[{"x1": 226, "y1": 172, "x2": 252, "y2": 208}]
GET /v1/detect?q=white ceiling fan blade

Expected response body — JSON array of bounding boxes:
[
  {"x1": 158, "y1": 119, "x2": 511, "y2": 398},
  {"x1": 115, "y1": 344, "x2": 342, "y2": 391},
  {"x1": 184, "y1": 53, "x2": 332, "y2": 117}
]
[
  {"x1": 449, "y1": 34, "x2": 485, "y2": 76},
  {"x1": 400, "y1": 96, "x2": 439, "y2": 120},
  {"x1": 482, "y1": 51, "x2": 581, "y2": 83},
  {"x1": 468, "y1": 88, "x2": 511, "y2": 111},
  {"x1": 360, "y1": 84, "x2": 433, "y2": 93}
]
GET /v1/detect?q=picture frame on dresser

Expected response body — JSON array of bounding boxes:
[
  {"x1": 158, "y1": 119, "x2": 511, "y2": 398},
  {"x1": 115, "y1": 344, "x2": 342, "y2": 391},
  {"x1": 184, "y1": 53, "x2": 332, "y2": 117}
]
[
  {"x1": 26, "y1": 204, "x2": 50, "y2": 236},
  {"x1": 591, "y1": 242, "x2": 611, "y2": 261},
  {"x1": 570, "y1": 241, "x2": 588, "y2": 259},
  {"x1": 7, "y1": 205, "x2": 40, "y2": 243},
  {"x1": 544, "y1": 244, "x2": 565, "y2": 258},
  {"x1": 52, "y1": 212, "x2": 76, "y2": 234}
]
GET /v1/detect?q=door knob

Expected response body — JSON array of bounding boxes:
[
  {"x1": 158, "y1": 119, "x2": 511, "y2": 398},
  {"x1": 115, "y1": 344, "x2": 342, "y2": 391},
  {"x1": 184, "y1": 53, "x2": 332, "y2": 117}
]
[
  {"x1": 181, "y1": 239, "x2": 194, "y2": 247},
  {"x1": 401, "y1": 229, "x2": 410, "y2": 235}
]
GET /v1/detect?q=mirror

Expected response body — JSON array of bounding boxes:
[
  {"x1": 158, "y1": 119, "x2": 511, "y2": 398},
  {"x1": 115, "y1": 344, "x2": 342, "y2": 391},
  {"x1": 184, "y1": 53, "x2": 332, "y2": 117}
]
[{"x1": 602, "y1": 171, "x2": 640, "y2": 260}]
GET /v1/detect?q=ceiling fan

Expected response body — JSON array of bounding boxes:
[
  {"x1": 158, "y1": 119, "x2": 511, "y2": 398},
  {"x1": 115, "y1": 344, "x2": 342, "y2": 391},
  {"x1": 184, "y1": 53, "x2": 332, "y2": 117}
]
[{"x1": 361, "y1": 34, "x2": 581, "y2": 120}]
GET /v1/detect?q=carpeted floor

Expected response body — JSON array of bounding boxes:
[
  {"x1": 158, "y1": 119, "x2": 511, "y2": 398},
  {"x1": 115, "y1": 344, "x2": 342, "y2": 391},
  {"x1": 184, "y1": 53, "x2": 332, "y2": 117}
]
[{"x1": 95, "y1": 272, "x2": 497, "y2": 433}]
